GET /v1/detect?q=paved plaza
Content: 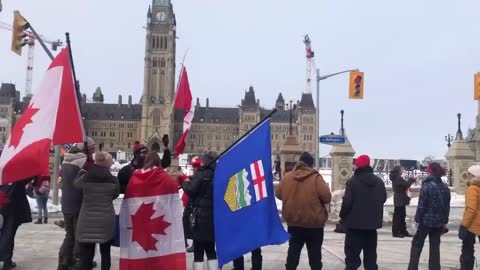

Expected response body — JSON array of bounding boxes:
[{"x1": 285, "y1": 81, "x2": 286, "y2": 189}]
[{"x1": 3, "y1": 218, "x2": 473, "y2": 270}]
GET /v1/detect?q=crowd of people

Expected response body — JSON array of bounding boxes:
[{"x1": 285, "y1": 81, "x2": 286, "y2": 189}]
[{"x1": 1, "y1": 136, "x2": 480, "y2": 269}]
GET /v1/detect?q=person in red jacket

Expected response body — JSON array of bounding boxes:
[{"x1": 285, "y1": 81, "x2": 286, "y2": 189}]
[{"x1": 178, "y1": 156, "x2": 202, "y2": 253}]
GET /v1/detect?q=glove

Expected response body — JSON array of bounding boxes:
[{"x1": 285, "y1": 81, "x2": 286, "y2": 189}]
[
  {"x1": 82, "y1": 159, "x2": 94, "y2": 172},
  {"x1": 0, "y1": 190, "x2": 10, "y2": 209},
  {"x1": 162, "y1": 134, "x2": 169, "y2": 148},
  {"x1": 459, "y1": 225, "x2": 468, "y2": 240}
]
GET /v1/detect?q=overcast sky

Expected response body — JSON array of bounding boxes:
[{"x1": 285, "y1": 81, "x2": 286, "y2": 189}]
[{"x1": 1, "y1": 0, "x2": 479, "y2": 160}]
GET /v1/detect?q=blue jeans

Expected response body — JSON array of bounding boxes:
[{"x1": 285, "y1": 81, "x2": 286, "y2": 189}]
[{"x1": 35, "y1": 193, "x2": 48, "y2": 219}]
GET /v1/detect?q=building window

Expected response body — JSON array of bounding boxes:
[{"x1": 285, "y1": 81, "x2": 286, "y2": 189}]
[
  {"x1": 110, "y1": 142, "x2": 114, "y2": 148},
  {"x1": 127, "y1": 142, "x2": 131, "y2": 149},
  {"x1": 153, "y1": 58, "x2": 158, "y2": 67},
  {"x1": 161, "y1": 58, "x2": 165, "y2": 67}
]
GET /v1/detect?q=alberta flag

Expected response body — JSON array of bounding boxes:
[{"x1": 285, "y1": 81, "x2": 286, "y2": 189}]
[{"x1": 214, "y1": 118, "x2": 289, "y2": 267}]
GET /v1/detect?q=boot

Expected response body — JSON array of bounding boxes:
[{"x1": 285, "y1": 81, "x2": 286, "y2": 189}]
[
  {"x1": 54, "y1": 220, "x2": 65, "y2": 228},
  {"x1": 2, "y1": 261, "x2": 17, "y2": 270},
  {"x1": 403, "y1": 231, "x2": 413, "y2": 237},
  {"x1": 460, "y1": 254, "x2": 475, "y2": 270},
  {"x1": 34, "y1": 218, "x2": 42, "y2": 224},
  {"x1": 207, "y1": 259, "x2": 218, "y2": 270},
  {"x1": 193, "y1": 262, "x2": 204, "y2": 270},
  {"x1": 407, "y1": 247, "x2": 423, "y2": 270},
  {"x1": 186, "y1": 245, "x2": 195, "y2": 253},
  {"x1": 43, "y1": 218, "x2": 48, "y2": 224}
]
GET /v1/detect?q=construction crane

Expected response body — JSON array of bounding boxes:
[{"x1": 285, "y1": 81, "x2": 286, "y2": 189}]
[
  {"x1": 0, "y1": 21, "x2": 63, "y2": 97},
  {"x1": 303, "y1": 35, "x2": 316, "y2": 94}
]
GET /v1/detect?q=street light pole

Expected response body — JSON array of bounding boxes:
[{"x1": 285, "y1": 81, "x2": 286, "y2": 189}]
[{"x1": 315, "y1": 68, "x2": 358, "y2": 171}]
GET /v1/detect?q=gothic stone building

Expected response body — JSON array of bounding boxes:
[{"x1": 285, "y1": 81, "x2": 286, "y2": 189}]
[{"x1": 1, "y1": 0, "x2": 317, "y2": 159}]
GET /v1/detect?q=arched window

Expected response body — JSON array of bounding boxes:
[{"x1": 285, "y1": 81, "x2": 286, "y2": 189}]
[
  {"x1": 156, "y1": 36, "x2": 160, "y2": 49},
  {"x1": 153, "y1": 58, "x2": 158, "y2": 67},
  {"x1": 160, "y1": 58, "x2": 165, "y2": 67},
  {"x1": 164, "y1": 36, "x2": 168, "y2": 49}
]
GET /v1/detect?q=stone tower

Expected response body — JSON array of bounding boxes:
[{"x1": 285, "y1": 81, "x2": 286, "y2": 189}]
[{"x1": 141, "y1": 0, "x2": 177, "y2": 148}]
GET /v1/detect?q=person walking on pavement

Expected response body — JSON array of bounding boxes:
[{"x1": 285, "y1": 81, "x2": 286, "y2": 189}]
[
  {"x1": 118, "y1": 135, "x2": 171, "y2": 194},
  {"x1": 390, "y1": 166, "x2": 415, "y2": 238},
  {"x1": 74, "y1": 151, "x2": 119, "y2": 270},
  {"x1": 30, "y1": 175, "x2": 50, "y2": 224},
  {"x1": 276, "y1": 152, "x2": 332, "y2": 270},
  {"x1": 181, "y1": 152, "x2": 219, "y2": 270},
  {"x1": 340, "y1": 155, "x2": 387, "y2": 270},
  {"x1": 232, "y1": 248, "x2": 262, "y2": 270},
  {"x1": 57, "y1": 138, "x2": 96, "y2": 270},
  {"x1": 407, "y1": 162, "x2": 451, "y2": 270},
  {"x1": 0, "y1": 179, "x2": 33, "y2": 270},
  {"x1": 458, "y1": 164, "x2": 480, "y2": 270}
]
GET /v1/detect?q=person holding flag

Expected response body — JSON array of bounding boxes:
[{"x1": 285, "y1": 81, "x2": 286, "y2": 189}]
[
  {"x1": 0, "y1": 46, "x2": 86, "y2": 269},
  {"x1": 182, "y1": 152, "x2": 219, "y2": 270},
  {"x1": 213, "y1": 116, "x2": 289, "y2": 268},
  {"x1": 119, "y1": 152, "x2": 186, "y2": 270}
]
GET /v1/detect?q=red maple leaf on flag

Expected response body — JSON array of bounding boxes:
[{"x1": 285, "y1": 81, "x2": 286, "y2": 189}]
[
  {"x1": 131, "y1": 202, "x2": 171, "y2": 252},
  {"x1": 10, "y1": 103, "x2": 39, "y2": 148}
]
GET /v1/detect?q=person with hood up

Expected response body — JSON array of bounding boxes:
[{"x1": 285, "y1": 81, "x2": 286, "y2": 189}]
[
  {"x1": 459, "y1": 164, "x2": 480, "y2": 269},
  {"x1": 118, "y1": 135, "x2": 171, "y2": 194},
  {"x1": 57, "y1": 138, "x2": 96, "y2": 270},
  {"x1": 181, "y1": 151, "x2": 218, "y2": 270},
  {"x1": 389, "y1": 166, "x2": 416, "y2": 238},
  {"x1": 275, "y1": 152, "x2": 332, "y2": 270},
  {"x1": 74, "y1": 151, "x2": 119, "y2": 270},
  {"x1": 340, "y1": 155, "x2": 387, "y2": 270},
  {"x1": 407, "y1": 162, "x2": 450, "y2": 270}
]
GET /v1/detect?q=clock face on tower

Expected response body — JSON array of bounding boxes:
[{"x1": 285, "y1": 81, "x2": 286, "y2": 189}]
[{"x1": 156, "y1": 11, "x2": 167, "y2": 22}]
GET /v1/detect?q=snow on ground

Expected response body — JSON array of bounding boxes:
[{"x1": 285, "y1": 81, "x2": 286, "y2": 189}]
[
  {"x1": 385, "y1": 192, "x2": 465, "y2": 207},
  {"x1": 28, "y1": 197, "x2": 61, "y2": 214}
]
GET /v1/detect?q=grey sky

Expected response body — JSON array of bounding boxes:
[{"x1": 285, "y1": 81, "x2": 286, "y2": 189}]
[{"x1": 1, "y1": 0, "x2": 479, "y2": 160}]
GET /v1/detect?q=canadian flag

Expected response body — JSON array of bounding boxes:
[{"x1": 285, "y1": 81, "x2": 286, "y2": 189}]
[
  {"x1": 0, "y1": 48, "x2": 84, "y2": 185},
  {"x1": 120, "y1": 167, "x2": 186, "y2": 270},
  {"x1": 173, "y1": 67, "x2": 194, "y2": 157}
]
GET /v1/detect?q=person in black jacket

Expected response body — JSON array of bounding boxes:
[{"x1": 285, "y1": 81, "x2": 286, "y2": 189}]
[
  {"x1": 390, "y1": 166, "x2": 415, "y2": 238},
  {"x1": 0, "y1": 179, "x2": 33, "y2": 270},
  {"x1": 340, "y1": 155, "x2": 387, "y2": 270},
  {"x1": 117, "y1": 135, "x2": 171, "y2": 194},
  {"x1": 181, "y1": 151, "x2": 218, "y2": 270}
]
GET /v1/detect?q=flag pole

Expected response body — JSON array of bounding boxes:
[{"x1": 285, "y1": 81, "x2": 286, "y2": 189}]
[
  {"x1": 170, "y1": 48, "x2": 190, "y2": 117},
  {"x1": 207, "y1": 108, "x2": 278, "y2": 167}
]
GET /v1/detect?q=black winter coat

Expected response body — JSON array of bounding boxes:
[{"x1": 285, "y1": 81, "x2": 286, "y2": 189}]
[
  {"x1": 340, "y1": 167, "x2": 387, "y2": 230},
  {"x1": 390, "y1": 173, "x2": 413, "y2": 207},
  {"x1": 182, "y1": 164, "x2": 215, "y2": 242},
  {"x1": 1, "y1": 179, "x2": 32, "y2": 225},
  {"x1": 118, "y1": 148, "x2": 171, "y2": 194}
]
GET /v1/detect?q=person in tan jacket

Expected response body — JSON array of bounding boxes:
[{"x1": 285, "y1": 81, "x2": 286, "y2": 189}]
[
  {"x1": 459, "y1": 165, "x2": 480, "y2": 269},
  {"x1": 275, "y1": 152, "x2": 331, "y2": 270}
]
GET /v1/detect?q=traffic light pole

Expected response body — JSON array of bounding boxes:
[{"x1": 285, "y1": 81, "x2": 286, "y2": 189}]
[{"x1": 315, "y1": 68, "x2": 358, "y2": 171}]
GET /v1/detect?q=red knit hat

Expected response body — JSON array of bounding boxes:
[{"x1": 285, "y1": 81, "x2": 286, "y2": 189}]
[
  {"x1": 355, "y1": 155, "x2": 371, "y2": 168},
  {"x1": 133, "y1": 141, "x2": 147, "y2": 154},
  {"x1": 191, "y1": 156, "x2": 202, "y2": 169}
]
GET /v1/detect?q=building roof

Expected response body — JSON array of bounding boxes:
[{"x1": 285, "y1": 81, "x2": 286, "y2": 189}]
[
  {"x1": 0, "y1": 83, "x2": 17, "y2": 99},
  {"x1": 299, "y1": 93, "x2": 315, "y2": 109},
  {"x1": 83, "y1": 103, "x2": 142, "y2": 121},
  {"x1": 261, "y1": 109, "x2": 297, "y2": 123},
  {"x1": 241, "y1": 86, "x2": 258, "y2": 108},
  {"x1": 93, "y1": 87, "x2": 104, "y2": 103},
  {"x1": 192, "y1": 107, "x2": 239, "y2": 124}
]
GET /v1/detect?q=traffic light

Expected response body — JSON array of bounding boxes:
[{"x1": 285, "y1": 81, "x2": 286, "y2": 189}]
[
  {"x1": 474, "y1": 73, "x2": 480, "y2": 101},
  {"x1": 349, "y1": 71, "x2": 364, "y2": 99},
  {"x1": 11, "y1": 10, "x2": 30, "y2": 56}
]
